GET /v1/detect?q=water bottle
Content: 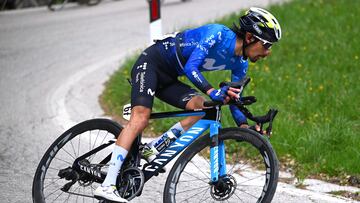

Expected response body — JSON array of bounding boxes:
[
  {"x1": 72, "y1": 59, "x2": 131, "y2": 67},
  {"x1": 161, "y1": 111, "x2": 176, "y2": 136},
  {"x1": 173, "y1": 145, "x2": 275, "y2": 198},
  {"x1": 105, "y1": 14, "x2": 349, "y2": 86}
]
[
  {"x1": 145, "y1": 129, "x2": 181, "y2": 162},
  {"x1": 154, "y1": 129, "x2": 181, "y2": 152}
]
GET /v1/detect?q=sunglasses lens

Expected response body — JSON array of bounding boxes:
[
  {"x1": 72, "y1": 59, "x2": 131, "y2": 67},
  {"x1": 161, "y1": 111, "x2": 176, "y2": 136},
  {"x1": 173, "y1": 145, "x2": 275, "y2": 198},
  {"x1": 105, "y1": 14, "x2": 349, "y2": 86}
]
[{"x1": 263, "y1": 43, "x2": 272, "y2": 49}]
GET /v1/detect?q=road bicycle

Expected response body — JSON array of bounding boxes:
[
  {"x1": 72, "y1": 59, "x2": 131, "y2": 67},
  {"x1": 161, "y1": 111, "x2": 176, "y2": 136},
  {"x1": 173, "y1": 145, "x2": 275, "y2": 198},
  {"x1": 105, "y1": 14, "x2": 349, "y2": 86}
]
[
  {"x1": 47, "y1": 0, "x2": 100, "y2": 11},
  {"x1": 32, "y1": 77, "x2": 279, "y2": 202}
]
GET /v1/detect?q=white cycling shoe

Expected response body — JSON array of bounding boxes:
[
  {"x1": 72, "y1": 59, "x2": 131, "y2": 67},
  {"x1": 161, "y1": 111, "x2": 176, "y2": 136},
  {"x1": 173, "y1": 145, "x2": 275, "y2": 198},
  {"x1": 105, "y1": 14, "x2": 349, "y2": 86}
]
[{"x1": 94, "y1": 185, "x2": 128, "y2": 203}]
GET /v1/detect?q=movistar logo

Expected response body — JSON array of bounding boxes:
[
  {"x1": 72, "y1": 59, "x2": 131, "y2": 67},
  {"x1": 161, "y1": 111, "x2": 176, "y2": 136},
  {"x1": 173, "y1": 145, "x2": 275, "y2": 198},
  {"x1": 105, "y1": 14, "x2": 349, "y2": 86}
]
[
  {"x1": 147, "y1": 88, "x2": 155, "y2": 96},
  {"x1": 117, "y1": 154, "x2": 125, "y2": 162},
  {"x1": 215, "y1": 90, "x2": 221, "y2": 96},
  {"x1": 203, "y1": 58, "x2": 225, "y2": 70}
]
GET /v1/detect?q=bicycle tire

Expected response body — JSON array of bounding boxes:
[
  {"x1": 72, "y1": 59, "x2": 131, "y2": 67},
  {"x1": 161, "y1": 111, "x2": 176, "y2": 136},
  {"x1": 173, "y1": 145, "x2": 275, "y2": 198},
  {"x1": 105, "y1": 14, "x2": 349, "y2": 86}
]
[
  {"x1": 48, "y1": 0, "x2": 68, "y2": 11},
  {"x1": 32, "y1": 118, "x2": 123, "y2": 203},
  {"x1": 163, "y1": 127, "x2": 279, "y2": 203}
]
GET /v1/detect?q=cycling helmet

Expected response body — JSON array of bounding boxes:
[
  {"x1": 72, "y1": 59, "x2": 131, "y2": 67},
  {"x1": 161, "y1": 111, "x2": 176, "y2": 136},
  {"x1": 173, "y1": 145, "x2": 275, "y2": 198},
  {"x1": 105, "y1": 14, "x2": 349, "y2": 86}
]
[
  {"x1": 236, "y1": 7, "x2": 282, "y2": 42},
  {"x1": 233, "y1": 7, "x2": 282, "y2": 59}
]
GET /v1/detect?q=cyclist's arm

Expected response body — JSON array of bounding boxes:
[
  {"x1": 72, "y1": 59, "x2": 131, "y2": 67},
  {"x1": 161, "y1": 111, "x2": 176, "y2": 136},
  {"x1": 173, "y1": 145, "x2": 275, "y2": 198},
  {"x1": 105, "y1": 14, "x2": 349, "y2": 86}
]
[
  {"x1": 183, "y1": 37, "x2": 218, "y2": 95},
  {"x1": 229, "y1": 64, "x2": 248, "y2": 126}
]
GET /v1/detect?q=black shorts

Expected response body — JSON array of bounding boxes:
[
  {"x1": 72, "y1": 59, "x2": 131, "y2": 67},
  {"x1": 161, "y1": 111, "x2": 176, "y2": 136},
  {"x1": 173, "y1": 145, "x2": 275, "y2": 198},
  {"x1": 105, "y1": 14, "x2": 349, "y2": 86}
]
[{"x1": 130, "y1": 44, "x2": 200, "y2": 109}]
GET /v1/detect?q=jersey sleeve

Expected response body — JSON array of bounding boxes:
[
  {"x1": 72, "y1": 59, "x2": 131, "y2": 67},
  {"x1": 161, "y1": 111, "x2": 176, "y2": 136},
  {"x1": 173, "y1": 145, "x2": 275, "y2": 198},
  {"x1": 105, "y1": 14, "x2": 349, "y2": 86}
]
[
  {"x1": 183, "y1": 29, "x2": 222, "y2": 93},
  {"x1": 229, "y1": 61, "x2": 249, "y2": 126}
]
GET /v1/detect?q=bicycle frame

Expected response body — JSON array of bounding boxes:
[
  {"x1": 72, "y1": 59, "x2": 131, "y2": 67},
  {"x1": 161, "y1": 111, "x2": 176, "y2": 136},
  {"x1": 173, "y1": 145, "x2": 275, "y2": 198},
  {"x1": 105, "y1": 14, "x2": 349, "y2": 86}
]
[{"x1": 141, "y1": 105, "x2": 226, "y2": 183}]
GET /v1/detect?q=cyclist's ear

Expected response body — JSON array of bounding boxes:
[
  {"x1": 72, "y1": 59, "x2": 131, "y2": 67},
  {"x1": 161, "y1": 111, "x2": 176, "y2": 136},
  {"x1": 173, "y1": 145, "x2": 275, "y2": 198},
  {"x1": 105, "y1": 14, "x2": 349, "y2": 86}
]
[{"x1": 244, "y1": 32, "x2": 255, "y2": 44}]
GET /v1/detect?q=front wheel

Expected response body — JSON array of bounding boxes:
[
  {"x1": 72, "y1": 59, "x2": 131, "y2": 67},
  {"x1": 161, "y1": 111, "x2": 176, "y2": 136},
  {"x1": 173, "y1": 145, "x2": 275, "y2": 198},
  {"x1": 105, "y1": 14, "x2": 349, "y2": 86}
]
[{"x1": 164, "y1": 128, "x2": 279, "y2": 203}]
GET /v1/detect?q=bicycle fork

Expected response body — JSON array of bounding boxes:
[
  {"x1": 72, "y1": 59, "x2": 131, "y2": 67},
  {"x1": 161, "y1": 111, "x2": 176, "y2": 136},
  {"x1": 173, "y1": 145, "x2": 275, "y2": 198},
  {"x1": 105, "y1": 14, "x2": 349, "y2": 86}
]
[{"x1": 209, "y1": 122, "x2": 227, "y2": 183}]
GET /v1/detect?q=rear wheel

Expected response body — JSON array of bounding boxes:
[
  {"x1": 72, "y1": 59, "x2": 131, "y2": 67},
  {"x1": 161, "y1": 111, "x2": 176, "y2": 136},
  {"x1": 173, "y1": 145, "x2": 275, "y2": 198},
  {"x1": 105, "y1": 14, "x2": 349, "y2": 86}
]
[
  {"x1": 164, "y1": 128, "x2": 279, "y2": 203},
  {"x1": 32, "y1": 119, "x2": 122, "y2": 203}
]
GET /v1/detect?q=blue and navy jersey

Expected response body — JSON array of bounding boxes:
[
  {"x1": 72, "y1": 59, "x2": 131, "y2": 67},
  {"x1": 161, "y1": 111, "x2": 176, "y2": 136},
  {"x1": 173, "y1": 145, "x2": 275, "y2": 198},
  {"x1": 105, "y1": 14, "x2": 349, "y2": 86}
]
[
  {"x1": 156, "y1": 24, "x2": 248, "y2": 92},
  {"x1": 155, "y1": 24, "x2": 248, "y2": 124}
]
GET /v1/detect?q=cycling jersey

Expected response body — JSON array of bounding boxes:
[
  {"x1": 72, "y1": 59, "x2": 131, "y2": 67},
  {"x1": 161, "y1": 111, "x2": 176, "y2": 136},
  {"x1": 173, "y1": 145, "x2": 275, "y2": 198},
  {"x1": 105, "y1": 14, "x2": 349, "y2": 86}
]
[
  {"x1": 156, "y1": 24, "x2": 248, "y2": 92},
  {"x1": 155, "y1": 24, "x2": 249, "y2": 125}
]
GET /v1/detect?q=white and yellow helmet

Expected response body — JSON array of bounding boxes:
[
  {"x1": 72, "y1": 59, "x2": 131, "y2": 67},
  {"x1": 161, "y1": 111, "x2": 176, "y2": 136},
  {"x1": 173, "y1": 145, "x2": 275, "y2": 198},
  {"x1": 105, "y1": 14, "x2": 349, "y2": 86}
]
[{"x1": 238, "y1": 7, "x2": 282, "y2": 43}]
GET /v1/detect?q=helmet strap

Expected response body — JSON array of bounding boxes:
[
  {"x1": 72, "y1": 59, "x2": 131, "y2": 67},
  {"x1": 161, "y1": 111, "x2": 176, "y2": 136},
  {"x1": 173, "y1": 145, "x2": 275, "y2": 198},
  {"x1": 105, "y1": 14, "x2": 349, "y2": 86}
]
[
  {"x1": 242, "y1": 40, "x2": 248, "y2": 60},
  {"x1": 242, "y1": 35, "x2": 258, "y2": 60},
  {"x1": 242, "y1": 34, "x2": 259, "y2": 60}
]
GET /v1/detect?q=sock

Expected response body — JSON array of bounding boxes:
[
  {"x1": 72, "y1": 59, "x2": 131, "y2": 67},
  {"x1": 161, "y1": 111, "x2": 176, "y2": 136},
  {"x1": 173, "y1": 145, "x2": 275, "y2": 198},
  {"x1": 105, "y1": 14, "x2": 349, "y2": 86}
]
[
  {"x1": 148, "y1": 122, "x2": 184, "y2": 148},
  {"x1": 102, "y1": 145, "x2": 128, "y2": 187}
]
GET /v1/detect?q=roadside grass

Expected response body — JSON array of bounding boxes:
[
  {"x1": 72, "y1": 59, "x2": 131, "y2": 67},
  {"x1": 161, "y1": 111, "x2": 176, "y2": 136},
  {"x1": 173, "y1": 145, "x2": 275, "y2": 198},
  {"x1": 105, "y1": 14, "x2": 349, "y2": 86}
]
[{"x1": 100, "y1": 0, "x2": 360, "y2": 179}]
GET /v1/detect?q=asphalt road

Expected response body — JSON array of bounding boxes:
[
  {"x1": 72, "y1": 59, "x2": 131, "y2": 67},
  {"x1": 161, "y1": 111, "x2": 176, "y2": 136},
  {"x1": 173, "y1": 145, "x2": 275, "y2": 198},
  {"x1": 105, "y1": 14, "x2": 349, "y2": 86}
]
[{"x1": 0, "y1": 0, "x2": 357, "y2": 202}]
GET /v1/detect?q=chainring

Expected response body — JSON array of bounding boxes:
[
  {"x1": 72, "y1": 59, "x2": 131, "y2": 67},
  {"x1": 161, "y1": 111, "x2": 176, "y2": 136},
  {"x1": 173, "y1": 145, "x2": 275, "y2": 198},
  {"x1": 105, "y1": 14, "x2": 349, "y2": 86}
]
[{"x1": 117, "y1": 167, "x2": 145, "y2": 201}]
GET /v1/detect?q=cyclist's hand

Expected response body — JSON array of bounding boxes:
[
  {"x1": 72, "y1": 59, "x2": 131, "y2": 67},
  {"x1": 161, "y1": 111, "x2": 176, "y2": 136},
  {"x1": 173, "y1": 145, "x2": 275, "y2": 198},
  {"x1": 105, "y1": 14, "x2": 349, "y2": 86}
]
[
  {"x1": 248, "y1": 124, "x2": 270, "y2": 135},
  {"x1": 208, "y1": 86, "x2": 241, "y2": 103},
  {"x1": 227, "y1": 87, "x2": 241, "y2": 100},
  {"x1": 209, "y1": 86, "x2": 229, "y2": 103}
]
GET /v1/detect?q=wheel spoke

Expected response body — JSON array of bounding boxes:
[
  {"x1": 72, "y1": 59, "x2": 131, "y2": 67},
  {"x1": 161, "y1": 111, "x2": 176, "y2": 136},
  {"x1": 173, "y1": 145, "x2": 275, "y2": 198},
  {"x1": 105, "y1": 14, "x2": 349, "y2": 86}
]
[
  {"x1": 91, "y1": 130, "x2": 101, "y2": 150},
  {"x1": 44, "y1": 177, "x2": 62, "y2": 189},
  {"x1": 78, "y1": 133, "x2": 81, "y2": 159},
  {"x1": 63, "y1": 193, "x2": 71, "y2": 203},
  {"x1": 90, "y1": 131, "x2": 110, "y2": 163},
  {"x1": 228, "y1": 156, "x2": 252, "y2": 176},
  {"x1": 69, "y1": 139, "x2": 78, "y2": 158},
  {"x1": 53, "y1": 156, "x2": 73, "y2": 166},
  {"x1": 234, "y1": 187, "x2": 258, "y2": 199},
  {"x1": 83, "y1": 187, "x2": 85, "y2": 203},
  {"x1": 178, "y1": 177, "x2": 209, "y2": 183},
  {"x1": 182, "y1": 171, "x2": 209, "y2": 184},
  {"x1": 60, "y1": 147, "x2": 77, "y2": 161},
  {"x1": 89, "y1": 131, "x2": 92, "y2": 152},
  {"x1": 232, "y1": 189, "x2": 246, "y2": 203},
  {"x1": 188, "y1": 160, "x2": 210, "y2": 179},
  {"x1": 75, "y1": 186, "x2": 81, "y2": 202},
  {"x1": 48, "y1": 166, "x2": 62, "y2": 171},
  {"x1": 238, "y1": 174, "x2": 265, "y2": 185},
  {"x1": 99, "y1": 132, "x2": 109, "y2": 146},
  {"x1": 50, "y1": 189, "x2": 65, "y2": 203},
  {"x1": 176, "y1": 185, "x2": 210, "y2": 194},
  {"x1": 45, "y1": 186, "x2": 62, "y2": 199},
  {"x1": 198, "y1": 186, "x2": 210, "y2": 203},
  {"x1": 198, "y1": 150, "x2": 211, "y2": 167},
  {"x1": 199, "y1": 194, "x2": 211, "y2": 203},
  {"x1": 179, "y1": 186, "x2": 210, "y2": 202}
]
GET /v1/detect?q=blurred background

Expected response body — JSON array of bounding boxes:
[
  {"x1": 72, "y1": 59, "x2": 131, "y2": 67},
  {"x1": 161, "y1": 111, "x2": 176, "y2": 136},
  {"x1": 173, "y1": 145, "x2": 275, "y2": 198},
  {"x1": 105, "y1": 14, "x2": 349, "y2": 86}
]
[{"x1": 0, "y1": 0, "x2": 359, "y2": 202}]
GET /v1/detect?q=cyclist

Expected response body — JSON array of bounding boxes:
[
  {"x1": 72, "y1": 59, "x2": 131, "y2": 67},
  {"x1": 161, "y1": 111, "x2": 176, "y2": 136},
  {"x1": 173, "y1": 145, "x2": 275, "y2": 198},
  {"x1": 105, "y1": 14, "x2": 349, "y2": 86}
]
[{"x1": 94, "y1": 7, "x2": 281, "y2": 202}]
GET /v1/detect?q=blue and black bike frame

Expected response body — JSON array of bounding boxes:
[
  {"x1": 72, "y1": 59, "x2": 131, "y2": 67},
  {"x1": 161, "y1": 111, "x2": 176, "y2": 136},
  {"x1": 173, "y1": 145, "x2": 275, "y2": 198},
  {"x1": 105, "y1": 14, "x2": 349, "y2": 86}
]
[{"x1": 140, "y1": 105, "x2": 226, "y2": 184}]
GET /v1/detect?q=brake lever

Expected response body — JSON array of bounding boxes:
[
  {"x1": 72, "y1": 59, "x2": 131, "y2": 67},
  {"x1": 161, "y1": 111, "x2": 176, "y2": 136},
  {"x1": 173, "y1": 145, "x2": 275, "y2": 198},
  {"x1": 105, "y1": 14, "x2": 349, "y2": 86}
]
[{"x1": 265, "y1": 109, "x2": 278, "y2": 136}]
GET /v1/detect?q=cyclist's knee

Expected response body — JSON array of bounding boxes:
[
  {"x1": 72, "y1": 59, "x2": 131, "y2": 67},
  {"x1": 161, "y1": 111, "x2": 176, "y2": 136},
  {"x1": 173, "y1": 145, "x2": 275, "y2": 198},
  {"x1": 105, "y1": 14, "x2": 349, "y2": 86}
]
[
  {"x1": 185, "y1": 96, "x2": 205, "y2": 110},
  {"x1": 129, "y1": 106, "x2": 151, "y2": 129}
]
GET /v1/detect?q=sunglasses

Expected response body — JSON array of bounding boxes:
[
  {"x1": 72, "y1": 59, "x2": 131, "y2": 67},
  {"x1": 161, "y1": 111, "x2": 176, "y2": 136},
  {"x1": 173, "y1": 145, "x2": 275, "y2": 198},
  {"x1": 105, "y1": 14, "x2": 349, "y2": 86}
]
[{"x1": 254, "y1": 35, "x2": 273, "y2": 49}]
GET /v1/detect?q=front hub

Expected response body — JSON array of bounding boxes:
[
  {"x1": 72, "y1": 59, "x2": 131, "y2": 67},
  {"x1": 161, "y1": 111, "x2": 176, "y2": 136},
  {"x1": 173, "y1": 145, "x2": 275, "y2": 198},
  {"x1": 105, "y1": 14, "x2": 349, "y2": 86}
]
[{"x1": 210, "y1": 175, "x2": 237, "y2": 201}]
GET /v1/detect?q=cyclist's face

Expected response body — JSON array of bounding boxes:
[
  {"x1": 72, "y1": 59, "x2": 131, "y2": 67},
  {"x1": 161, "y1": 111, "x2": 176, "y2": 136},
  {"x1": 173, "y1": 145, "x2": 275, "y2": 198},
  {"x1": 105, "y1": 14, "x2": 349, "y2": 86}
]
[
  {"x1": 241, "y1": 33, "x2": 271, "y2": 63},
  {"x1": 246, "y1": 40, "x2": 271, "y2": 63}
]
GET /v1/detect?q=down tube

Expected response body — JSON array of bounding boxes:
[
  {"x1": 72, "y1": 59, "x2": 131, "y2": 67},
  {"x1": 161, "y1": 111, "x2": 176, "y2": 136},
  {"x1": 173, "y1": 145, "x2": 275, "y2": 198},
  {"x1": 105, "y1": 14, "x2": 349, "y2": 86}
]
[{"x1": 142, "y1": 120, "x2": 215, "y2": 181}]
